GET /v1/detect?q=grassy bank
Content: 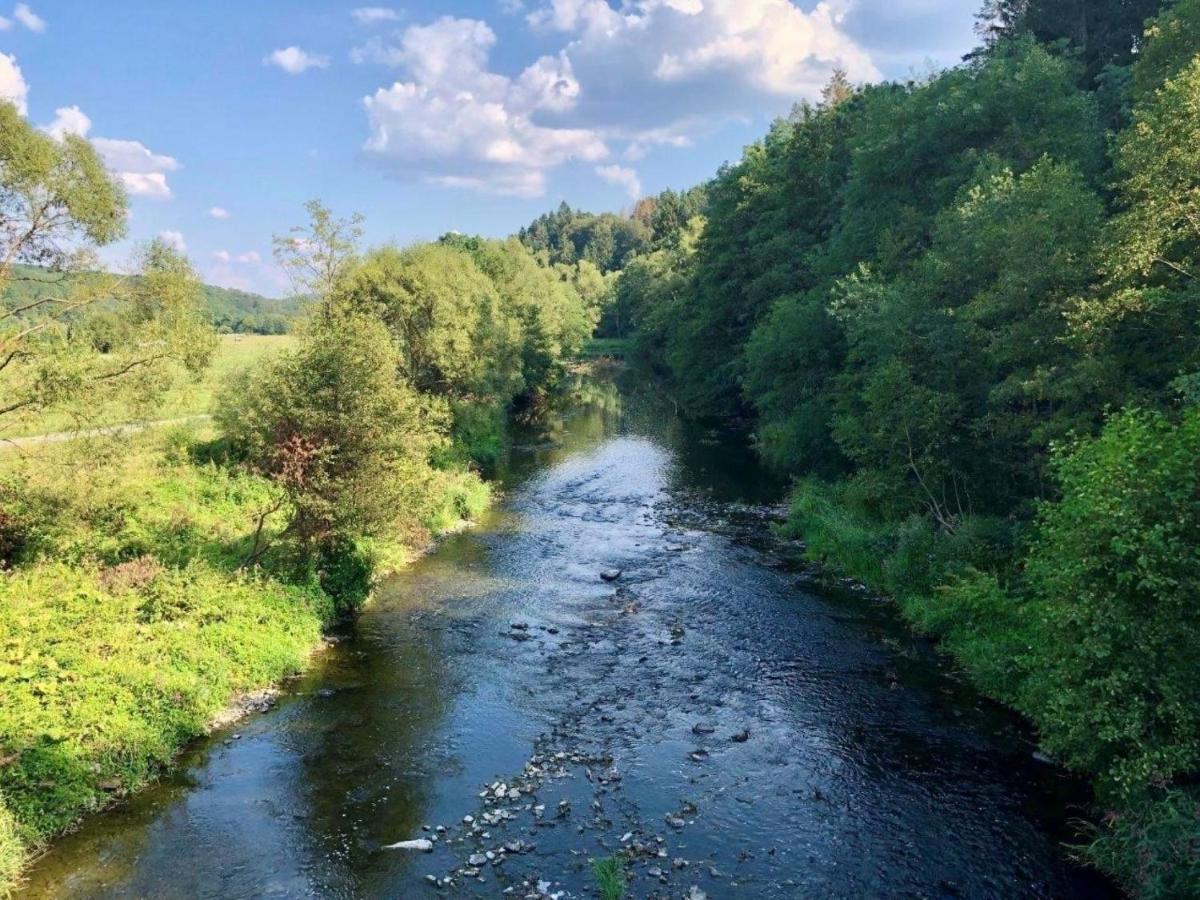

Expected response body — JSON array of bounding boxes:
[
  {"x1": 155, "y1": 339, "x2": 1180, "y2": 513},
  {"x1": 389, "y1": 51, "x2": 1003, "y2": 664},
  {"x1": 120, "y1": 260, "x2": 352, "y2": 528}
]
[
  {"x1": 782, "y1": 454, "x2": 1200, "y2": 897},
  {"x1": 0, "y1": 424, "x2": 488, "y2": 894}
]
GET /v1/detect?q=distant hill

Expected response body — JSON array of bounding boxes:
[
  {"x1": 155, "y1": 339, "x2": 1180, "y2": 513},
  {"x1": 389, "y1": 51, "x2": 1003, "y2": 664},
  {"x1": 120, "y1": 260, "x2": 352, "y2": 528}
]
[
  {"x1": 2, "y1": 265, "x2": 305, "y2": 335},
  {"x1": 197, "y1": 282, "x2": 305, "y2": 334}
]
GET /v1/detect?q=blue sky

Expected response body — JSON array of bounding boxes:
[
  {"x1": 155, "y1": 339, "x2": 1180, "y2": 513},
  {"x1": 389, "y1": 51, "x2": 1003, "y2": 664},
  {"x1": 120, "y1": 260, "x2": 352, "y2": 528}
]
[{"x1": 1, "y1": 1, "x2": 978, "y2": 296}]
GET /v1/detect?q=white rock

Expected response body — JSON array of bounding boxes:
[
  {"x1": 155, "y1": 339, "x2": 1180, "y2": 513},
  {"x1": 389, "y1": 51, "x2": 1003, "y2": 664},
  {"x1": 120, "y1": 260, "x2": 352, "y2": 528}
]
[{"x1": 384, "y1": 838, "x2": 433, "y2": 852}]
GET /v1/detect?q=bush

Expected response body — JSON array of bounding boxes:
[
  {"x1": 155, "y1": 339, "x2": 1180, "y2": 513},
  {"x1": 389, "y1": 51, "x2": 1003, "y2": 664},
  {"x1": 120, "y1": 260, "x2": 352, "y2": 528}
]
[
  {"x1": 0, "y1": 559, "x2": 326, "y2": 844},
  {"x1": 1086, "y1": 788, "x2": 1200, "y2": 900},
  {"x1": 315, "y1": 537, "x2": 375, "y2": 614},
  {"x1": 1018, "y1": 409, "x2": 1200, "y2": 797}
]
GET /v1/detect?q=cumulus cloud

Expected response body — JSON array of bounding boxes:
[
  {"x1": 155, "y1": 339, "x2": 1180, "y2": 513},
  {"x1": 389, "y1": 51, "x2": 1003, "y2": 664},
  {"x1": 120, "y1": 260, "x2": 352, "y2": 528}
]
[
  {"x1": 37, "y1": 103, "x2": 180, "y2": 199},
  {"x1": 209, "y1": 206, "x2": 230, "y2": 219},
  {"x1": 43, "y1": 105, "x2": 90, "y2": 139},
  {"x1": 92, "y1": 137, "x2": 181, "y2": 199},
  {"x1": 0, "y1": 53, "x2": 28, "y2": 114},
  {"x1": 360, "y1": 16, "x2": 607, "y2": 197},
  {"x1": 524, "y1": 0, "x2": 880, "y2": 146},
  {"x1": 158, "y1": 230, "x2": 186, "y2": 253},
  {"x1": 264, "y1": 46, "x2": 330, "y2": 74},
  {"x1": 595, "y1": 164, "x2": 641, "y2": 199},
  {"x1": 14, "y1": 3, "x2": 44, "y2": 32},
  {"x1": 358, "y1": 2, "x2": 881, "y2": 197},
  {"x1": 351, "y1": 6, "x2": 400, "y2": 25}
]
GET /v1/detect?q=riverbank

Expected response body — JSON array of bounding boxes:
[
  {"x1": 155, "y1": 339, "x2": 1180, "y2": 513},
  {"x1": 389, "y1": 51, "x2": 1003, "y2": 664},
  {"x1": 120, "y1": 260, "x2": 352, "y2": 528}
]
[
  {"x1": 779, "y1": 474, "x2": 1200, "y2": 896},
  {"x1": 15, "y1": 374, "x2": 1115, "y2": 898},
  {"x1": 0, "y1": 424, "x2": 489, "y2": 896}
]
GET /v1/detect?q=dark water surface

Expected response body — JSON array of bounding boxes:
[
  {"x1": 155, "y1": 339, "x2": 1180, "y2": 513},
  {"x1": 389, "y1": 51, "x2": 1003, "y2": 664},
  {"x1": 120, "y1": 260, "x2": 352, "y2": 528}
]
[{"x1": 22, "y1": 374, "x2": 1116, "y2": 899}]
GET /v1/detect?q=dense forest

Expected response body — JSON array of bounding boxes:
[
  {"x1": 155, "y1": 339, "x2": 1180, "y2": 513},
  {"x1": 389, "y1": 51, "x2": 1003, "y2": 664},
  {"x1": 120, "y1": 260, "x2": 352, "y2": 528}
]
[{"x1": 531, "y1": 0, "x2": 1199, "y2": 894}]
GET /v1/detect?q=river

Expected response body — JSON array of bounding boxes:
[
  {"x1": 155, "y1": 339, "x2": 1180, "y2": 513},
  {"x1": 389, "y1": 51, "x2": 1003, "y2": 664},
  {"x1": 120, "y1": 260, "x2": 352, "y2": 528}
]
[{"x1": 21, "y1": 372, "x2": 1116, "y2": 899}]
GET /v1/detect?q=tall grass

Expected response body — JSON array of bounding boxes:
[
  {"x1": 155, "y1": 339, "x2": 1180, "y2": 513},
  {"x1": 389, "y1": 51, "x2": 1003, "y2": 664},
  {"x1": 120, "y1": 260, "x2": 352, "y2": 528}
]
[{"x1": 591, "y1": 854, "x2": 628, "y2": 900}]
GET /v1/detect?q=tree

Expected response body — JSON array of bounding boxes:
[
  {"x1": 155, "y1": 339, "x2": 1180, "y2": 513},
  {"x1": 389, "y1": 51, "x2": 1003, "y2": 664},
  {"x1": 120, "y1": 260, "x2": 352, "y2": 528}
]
[
  {"x1": 273, "y1": 199, "x2": 363, "y2": 303},
  {"x1": 441, "y1": 235, "x2": 595, "y2": 390},
  {"x1": 334, "y1": 244, "x2": 522, "y2": 400},
  {"x1": 0, "y1": 103, "x2": 213, "y2": 435},
  {"x1": 217, "y1": 312, "x2": 444, "y2": 607},
  {"x1": 1019, "y1": 408, "x2": 1200, "y2": 796},
  {"x1": 976, "y1": 0, "x2": 1165, "y2": 77}
]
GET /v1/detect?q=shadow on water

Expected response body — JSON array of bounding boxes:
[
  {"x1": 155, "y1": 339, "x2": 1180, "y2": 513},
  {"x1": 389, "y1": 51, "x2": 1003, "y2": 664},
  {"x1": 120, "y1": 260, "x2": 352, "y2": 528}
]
[{"x1": 20, "y1": 367, "x2": 1118, "y2": 899}]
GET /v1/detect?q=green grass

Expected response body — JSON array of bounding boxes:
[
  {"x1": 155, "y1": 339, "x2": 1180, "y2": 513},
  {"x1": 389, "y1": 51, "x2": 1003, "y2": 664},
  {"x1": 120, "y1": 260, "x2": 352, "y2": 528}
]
[
  {"x1": 0, "y1": 421, "x2": 488, "y2": 894},
  {"x1": 591, "y1": 854, "x2": 628, "y2": 900},
  {"x1": 2, "y1": 334, "x2": 293, "y2": 439},
  {"x1": 0, "y1": 805, "x2": 19, "y2": 899}
]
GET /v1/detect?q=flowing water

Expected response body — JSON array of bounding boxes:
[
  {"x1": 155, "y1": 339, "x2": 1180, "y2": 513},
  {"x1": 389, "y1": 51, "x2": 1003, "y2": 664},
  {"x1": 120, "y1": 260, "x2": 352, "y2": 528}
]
[{"x1": 22, "y1": 373, "x2": 1116, "y2": 899}]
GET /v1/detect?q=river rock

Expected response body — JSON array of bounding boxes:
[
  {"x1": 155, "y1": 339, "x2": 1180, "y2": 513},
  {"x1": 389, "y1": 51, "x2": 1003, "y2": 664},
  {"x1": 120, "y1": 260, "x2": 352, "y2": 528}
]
[
  {"x1": 691, "y1": 722, "x2": 715, "y2": 735},
  {"x1": 468, "y1": 853, "x2": 488, "y2": 866},
  {"x1": 600, "y1": 569, "x2": 622, "y2": 581},
  {"x1": 731, "y1": 728, "x2": 751, "y2": 743},
  {"x1": 385, "y1": 838, "x2": 433, "y2": 852},
  {"x1": 665, "y1": 814, "x2": 686, "y2": 829}
]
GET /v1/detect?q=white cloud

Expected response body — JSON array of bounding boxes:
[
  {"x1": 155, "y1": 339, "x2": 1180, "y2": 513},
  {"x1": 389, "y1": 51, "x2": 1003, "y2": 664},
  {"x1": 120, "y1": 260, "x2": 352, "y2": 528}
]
[
  {"x1": 92, "y1": 137, "x2": 181, "y2": 199},
  {"x1": 14, "y1": 3, "x2": 44, "y2": 33},
  {"x1": 264, "y1": 46, "x2": 330, "y2": 74},
  {"x1": 214, "y1": 249, "x2": 261, "y2": 264},
  {"x1": 359, "y1": 2, "x2": 881, "y2": 197},
  {"x1": 360, "y1": 16, "x2": 607, "y2": 198},
  {"x1": 0, "y1": 16, "x2": 10, "y2": 30},
  {"x1": 351, "y1": 6, "x2": 399, "y2": 25},
  {"x1": 38, "y1": 104, "x2": 180, "y2": 199},
  {"x1": 43, "y1": 105, "x2": 91, "y2": 139},
  {"x1": 158, "y1": 230, "x2": 186, "y2": 253},
  {"x1": 595, "y1": 164, "x2": 641, "y2": 199},
  {"x1": 207, "y1": 250, "x2": 286, "y2": 294},
  {"x1": 209, "y1": 206, "x2": 230, "y2": 219},
  {"x1": 0, "y1": 53, "x2": 28, "y2": 114},
  {"x1": 523, "y1": 0, "x2": 879, "y2": 155}
]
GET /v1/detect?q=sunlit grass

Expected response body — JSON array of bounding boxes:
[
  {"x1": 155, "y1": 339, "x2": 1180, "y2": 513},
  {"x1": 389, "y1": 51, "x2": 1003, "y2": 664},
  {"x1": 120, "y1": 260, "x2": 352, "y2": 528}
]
[{"x1": 2, "y1": 334, "x2": 293, "y2": 439}]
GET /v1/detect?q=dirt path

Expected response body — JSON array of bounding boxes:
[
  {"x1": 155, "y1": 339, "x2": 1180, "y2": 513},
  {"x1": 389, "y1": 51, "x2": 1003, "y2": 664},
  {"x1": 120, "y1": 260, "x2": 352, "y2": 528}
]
[{"x1": 1, "y1": 414, "x2": 212, "y2": 451}]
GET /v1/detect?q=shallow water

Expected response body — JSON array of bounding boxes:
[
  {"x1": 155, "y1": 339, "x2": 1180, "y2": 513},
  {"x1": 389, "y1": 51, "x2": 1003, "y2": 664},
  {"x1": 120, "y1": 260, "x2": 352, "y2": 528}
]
[{"x1": 21, "y1": 374, "x2": 1117, "y2": 899}]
